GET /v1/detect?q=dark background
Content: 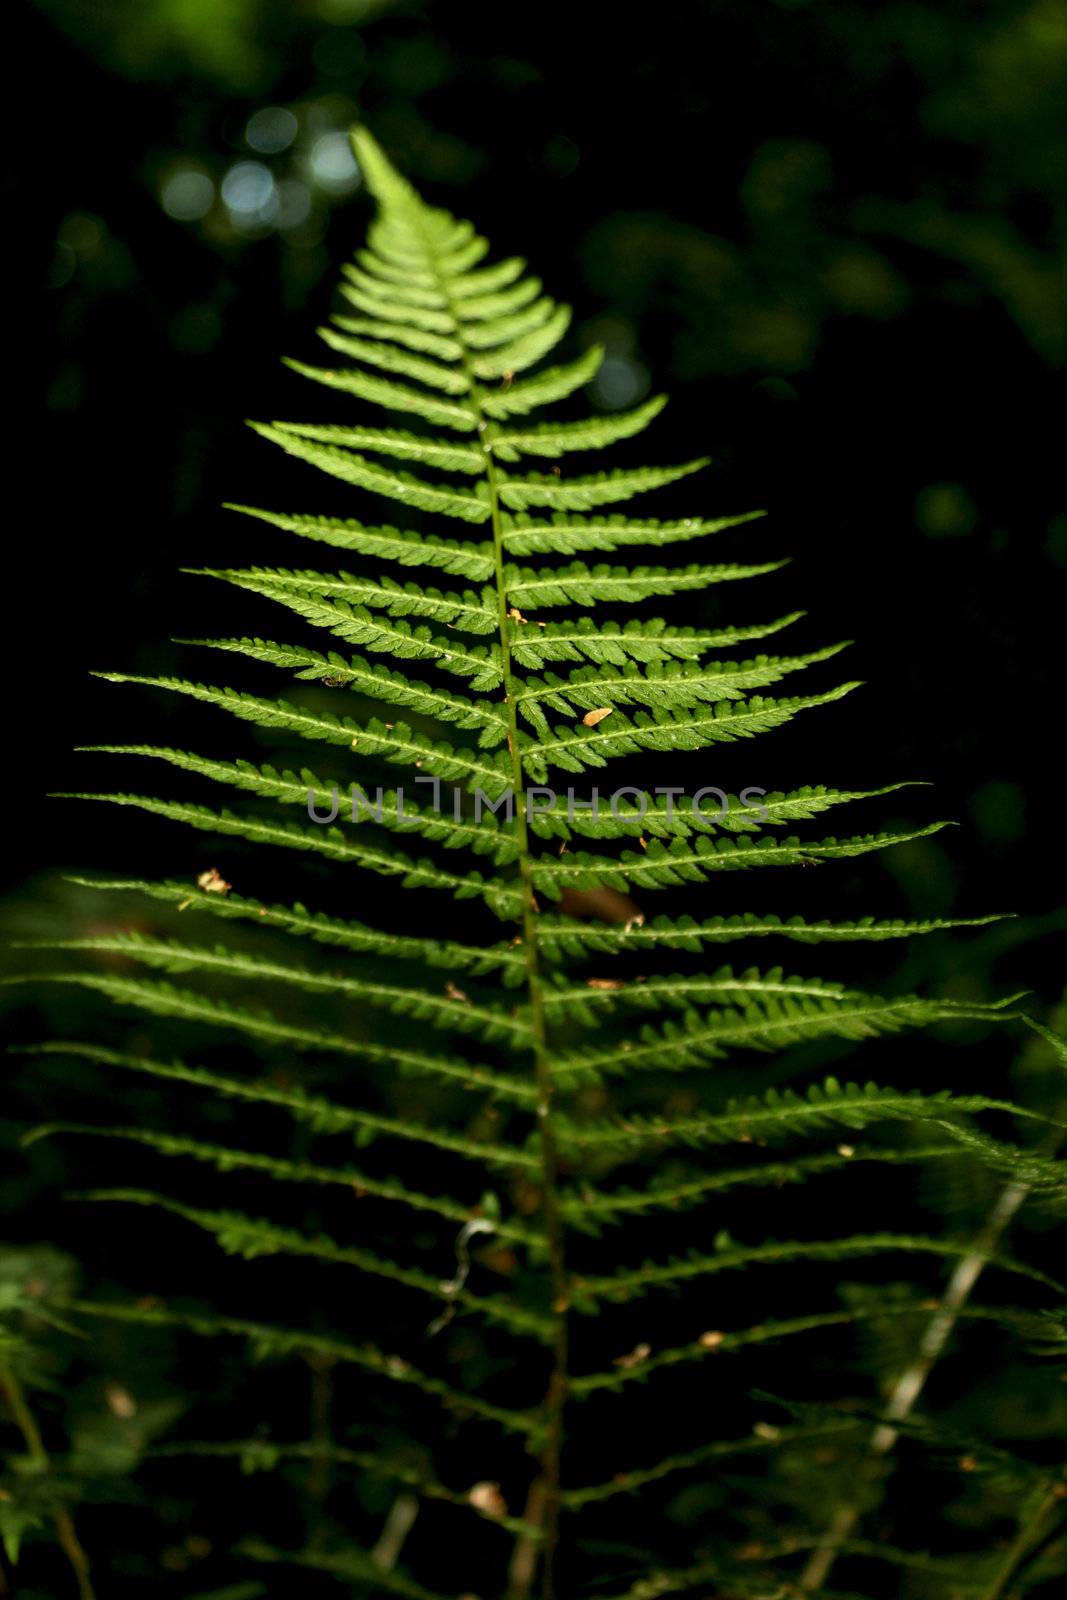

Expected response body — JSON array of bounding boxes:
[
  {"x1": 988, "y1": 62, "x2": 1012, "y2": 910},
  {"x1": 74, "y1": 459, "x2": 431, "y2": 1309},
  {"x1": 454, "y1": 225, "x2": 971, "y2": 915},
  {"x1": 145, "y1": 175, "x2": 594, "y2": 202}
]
[{"x1": 3, "y1": 1, "x2": 1067, "y2": 1595}]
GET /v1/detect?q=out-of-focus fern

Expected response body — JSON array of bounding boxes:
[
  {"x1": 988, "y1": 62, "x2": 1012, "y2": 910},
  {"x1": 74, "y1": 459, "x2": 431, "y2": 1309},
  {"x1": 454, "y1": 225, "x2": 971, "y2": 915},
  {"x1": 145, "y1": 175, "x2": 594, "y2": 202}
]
[{"x1": 8, "y1": 130, "x2": 1067, "y2": 1599}]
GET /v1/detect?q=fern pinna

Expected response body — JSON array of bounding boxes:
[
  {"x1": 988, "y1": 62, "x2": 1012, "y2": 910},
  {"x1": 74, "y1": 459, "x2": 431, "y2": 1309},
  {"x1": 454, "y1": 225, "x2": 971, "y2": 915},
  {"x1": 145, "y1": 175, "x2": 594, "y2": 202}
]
[{"x1": 13, "y1": 129, "x2": 1067, "y2": 1600}]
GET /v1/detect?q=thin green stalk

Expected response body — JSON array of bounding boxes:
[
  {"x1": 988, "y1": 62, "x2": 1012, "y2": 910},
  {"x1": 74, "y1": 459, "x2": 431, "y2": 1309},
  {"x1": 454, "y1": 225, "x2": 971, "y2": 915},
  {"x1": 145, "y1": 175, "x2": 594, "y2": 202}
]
[
  {"x1": 799, "y1": 1173, "x2": 1032, "y2": 1592},
  {"x1": 981, "y1": 1483, "x2": 1067, "y2": 1600},
  {"x1": 0, "y1": 1360, "x2": 96, "y2": 1600}
]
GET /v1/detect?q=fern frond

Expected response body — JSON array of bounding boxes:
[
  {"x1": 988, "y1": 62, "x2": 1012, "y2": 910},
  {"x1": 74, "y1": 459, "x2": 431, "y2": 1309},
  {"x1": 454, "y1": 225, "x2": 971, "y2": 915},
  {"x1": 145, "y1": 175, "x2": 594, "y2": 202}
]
[
  {"x1": 528, "y1": 781, "x2": 926, "y2": 846},
  {"x1": 151, "y1": 1439, "x2": 540, "y2": 1539},
  {"x1": 545, "y1": 965, "x2": 906, "y2": 1024},
  {"x1": 560, "y1": 1078, "x2": 1058, "y2": 1154},
  {"x1": 79, "y1": 1190, "x2": 551, "y2": 1339},
  {"x1": 77, "y1": 746, "x2": 516, "y2": 860},
  {"x1": 478, "y1": 344, "x2": 605, "y2": 417},
  {"x1": 553, "y1": 992, "x2": 1020, "y2": 1084},
  {"x1": 460, "y1": 289, "x2": 553, "y2": 339},
  {"x1": 196, "y1": 565, "x2": 499, "y2": 633},
  {"x1": 490, "y1": 396, "x2": 667, "y2": 460},
  {"x1": 537, "y1": 910, "x2": 1008, "y2": 956},
  {"x1": 468, "y1": 303, "x2": 572, "y2": 379},
  {"x1": 22, "y1": 1040, "x2": 539, "y2": 1143},
  {"x1": 28, "y1": 934, "x2": 529, "y2": 1046},
  {"x1": 536, "y1": 910, "x2": 1008, "y2": 957},
  {"x1": 248, "y1": 424, "x2": 491, "y2": 522},
  {"x1": 196, "y1": 571, "x2": 502, "y2": 684},
  {"x1": 90, "y1": 675, "x2": 514, "y2": 795},
  {"x1": 54, "y1": 794, "x2": 521, "y2": 915},
  {"x1": 522, "y1": 686, "x2": 860, "y2": 783},
  {"x1": 313, "y1": 325, "x2": 470, "y2": 392},
  {"x1": 444, "y1": 254, "x2": 525, "y2": 298},
  {"x1": 283, "y1": 358, "x2": 478, "y2": 431},
  {"x1": 328, "y1": 311, "x2": 463, "y2": 361},
  {"x1": 561, "y1": 1145, "x2": 964, "y2": 1225},
  {"x1": 513, "y1": 648, "x2": 846, "y2": 738},
  {"x1": 341, "y1": 261, "x2": 453, "y2": 314},
  {"x1": 225, "y1": 502, "x2": 495, "y2": 574},
  {"x1": 500, "y1": 509, "x2": 765, "y2": 557},
  {"x1": 509, "y1": 611, "x2": 804, "y2": 666},
  {"x1": 506, "y1": 558, "x2": 786, "y2": 609},
  {"x1": 66, "y1": 876, "x2": 526, "y2": 980},
  {"x1": 572, "y1": 1233, "x2": 1061, "y2": 1310},
  {"x1": 560, "y1": 1422, "x2": 848, "y2": 1508},
  {"x1": 568, "y1": 1303, "x2": 974, "y2": 1397},
  {"x1": 249, "y1": 425, "x2": 483, "y2": 474},
  {"x1": 13, "y1": 977, "x2": 531, "y2": 1097},
  {"x1": 531, "y1": 825, "x2": 947, "y2": 901},
  {"x1": 181, "y1": 639, "x2": 507, "y2": 742},
  {"x1": 496, "y1": 459, "x2": 709, "y2": 513},
  {"x1": 71, "y1": 1299, "x2": 536, "y2": 1434},
  {"x1": 28, "y1": 1123, "x2": 541, "y2": 1243}
]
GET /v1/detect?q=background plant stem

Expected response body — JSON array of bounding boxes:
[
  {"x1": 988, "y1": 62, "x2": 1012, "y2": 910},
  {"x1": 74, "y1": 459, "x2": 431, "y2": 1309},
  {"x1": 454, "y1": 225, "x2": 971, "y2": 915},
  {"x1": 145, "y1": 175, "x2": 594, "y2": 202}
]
[
  {"x1": 0, "y1": 1359, "x2": 96, "y2": 1600},
  {"x1": 799, "y1": 1174, "x2": 1032, "y2": 1592}
]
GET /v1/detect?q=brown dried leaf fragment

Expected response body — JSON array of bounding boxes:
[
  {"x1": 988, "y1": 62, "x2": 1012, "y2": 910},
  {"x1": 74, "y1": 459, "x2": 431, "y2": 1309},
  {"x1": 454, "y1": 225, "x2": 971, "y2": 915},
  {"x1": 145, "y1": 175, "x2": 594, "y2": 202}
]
[
  {"x1": 468, "y1": 1481, "x2": 509, "y2": 1520},
  {"x1": 613, "y1": 1342, "x2": 651, "y2": 1369}
]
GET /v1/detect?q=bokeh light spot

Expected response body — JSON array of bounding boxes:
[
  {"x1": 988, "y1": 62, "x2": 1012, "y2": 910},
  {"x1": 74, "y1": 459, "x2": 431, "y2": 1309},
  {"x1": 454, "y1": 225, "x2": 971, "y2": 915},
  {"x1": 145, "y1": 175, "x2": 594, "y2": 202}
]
[
  {"x1": 591, "y1": 355, "x2": 650, "y2": 410},
  {"x1": 916, "y1": 481, "x2": 978, "y2": 538},
  {"x1": 309, "y1": 132, "x2": 362, "y2": 193},
  {"x1": 48, "y1": 241, "x2": 77, "y2": 289},
  {"x1": 246, "y1": 106, "x2": 298, "y2": 154},
  {"x1": 221, "y1": 161, "x2": 279, "y2": 228},
  {"x1": 160, "y1": 169, "x2": 215, "y2": 222}
]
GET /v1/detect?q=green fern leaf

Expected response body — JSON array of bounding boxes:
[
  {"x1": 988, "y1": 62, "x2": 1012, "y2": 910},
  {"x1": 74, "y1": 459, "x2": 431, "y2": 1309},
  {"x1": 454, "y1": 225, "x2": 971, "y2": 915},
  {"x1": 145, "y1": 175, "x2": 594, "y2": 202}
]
[
  {"x1": 194, "y1": 572, "x2": 502, "y2": 683},
  {"x1": 248, "y1": 424, "x2": 491, "y2": 522},
  {"x1": 479, "y1": 344, "x2": 605, "y2": 418},
  {"x1": 283, "y1": 357, "x2": 478, "y2": 430},
  {"x1": 508, "y1": 611, "x2": 804, "y2": 666},
  {"x1": 225, "y1": 502, "x2": 494, "y2": 574},
  {"x1": 80, "y1": 1190, "x2": 550, "y2": 1339},
  {"x1": 497, "y1": 458, "x2": 708, "y2": 512},
  {"x1": 489, "y1": 396, "x2": 667, "y2": 460},
  {"x1": 31, "y1": 122, "x2": 1033, "y2": 1598},
  {"x1": 65, "y1": 876, "x2": 526, "y2": 980},
  {"x1": 500, "y1": 508, "x2": 765, "y2": 556},
  {"x1": 71, "y1": 1297, "x2": 536, "y2": 1434}
]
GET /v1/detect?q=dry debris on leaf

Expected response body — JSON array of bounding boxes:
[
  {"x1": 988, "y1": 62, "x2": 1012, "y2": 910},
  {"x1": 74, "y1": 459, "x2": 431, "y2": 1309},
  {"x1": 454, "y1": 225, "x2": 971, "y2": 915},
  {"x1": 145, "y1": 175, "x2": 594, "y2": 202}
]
[
  {"x1": 196, "y1": 868, "x2": 231, "y2": 895},
  {"x1": 613, "y1": 1343, "x2": 652, "y2": 1369}
]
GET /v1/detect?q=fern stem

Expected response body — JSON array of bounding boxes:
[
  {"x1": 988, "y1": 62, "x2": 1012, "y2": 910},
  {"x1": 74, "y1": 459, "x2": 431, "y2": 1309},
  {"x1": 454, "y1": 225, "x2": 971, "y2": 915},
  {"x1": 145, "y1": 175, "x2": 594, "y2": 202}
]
[
  {"x1": 798, "y1": 1176, "x2": 1031, "y2": 1593},
  {"x1": 483, "y1": 445, "x2": 570, "y2": 1600},
  {"x1": 305, "y1": 1351, "x2": 335, "y2": 1552},
  {"x1": 416, "y1": 209, "x2": 569, "y2": 1595},
  {"x1": 0, "y1": 1360, "x2": 96, "y2": 1600}
]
